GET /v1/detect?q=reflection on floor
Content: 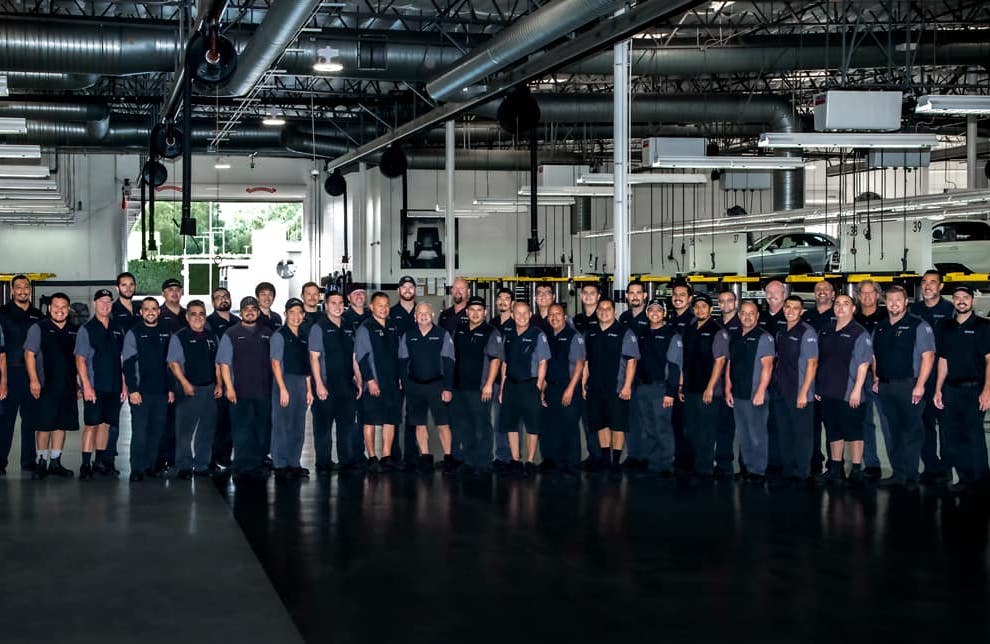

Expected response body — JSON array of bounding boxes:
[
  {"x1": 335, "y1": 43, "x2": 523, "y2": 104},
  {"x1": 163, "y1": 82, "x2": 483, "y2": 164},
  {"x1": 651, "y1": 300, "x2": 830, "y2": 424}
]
[{"x1": 216, "y1": 472, "x2": 990, "y2": 643}]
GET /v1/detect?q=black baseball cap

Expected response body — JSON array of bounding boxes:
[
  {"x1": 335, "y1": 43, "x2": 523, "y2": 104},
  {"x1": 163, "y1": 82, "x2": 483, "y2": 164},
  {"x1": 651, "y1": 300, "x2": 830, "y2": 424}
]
[
  {"x1": 285, "y1": 298, "x2": 304, "y2": 311},
  {"x1": 161, "y1": 278, "x2": 182, "y2": 290},
  {"x1": 647, "y1": 297, "x2": 667, "y2": 312},
  {"x1": 398, "y1": 275, "x2": 416, "y2": 288},
  {"x1": 240, "y1": 296, "x2": 260, "y2": 310},
  {"x1": 93, "y1": 288, "x2": 114, "y2": 301},
  {"x1": 467, "y1": 296, "x2": 486, "y2": 308},
  {"x1": 346, "y1": 283, "x2": 366, "y2": 296},
  {"x1": 952, "y1": 285, "x2": 975, "y2": 297},
  {"x1": 693, "y1": 293, "x2": 713, "y2": 307}
]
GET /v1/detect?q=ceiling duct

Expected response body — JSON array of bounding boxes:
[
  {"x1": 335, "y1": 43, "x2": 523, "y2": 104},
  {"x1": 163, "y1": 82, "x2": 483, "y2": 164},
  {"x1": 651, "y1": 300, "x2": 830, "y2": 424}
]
[
  {"x1": 0, "y1": 101, "x2": 110, "y2": 121},
  {"x1": 2, "y1": 72, "x2": 100, "y2": 91}
]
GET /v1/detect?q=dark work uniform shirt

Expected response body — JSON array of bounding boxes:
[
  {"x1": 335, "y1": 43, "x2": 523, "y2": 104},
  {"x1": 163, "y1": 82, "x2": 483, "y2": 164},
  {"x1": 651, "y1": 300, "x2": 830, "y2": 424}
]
[
  {"x1": 619, "y1": 309, "x2": 649, "y2": 334},
  {"x1": 23, "y1": 319, "x2": 78, "y2": 391},
  {"x1": 872, "y1": 314, "x2": 935, "y2": 381},
  {"x1": 531, "y1": 311, "x2": 553, "y2": 336},
  {"x1": 584, "y1": 322, "x2": 640, "y2": 394},
  {"x1": 635, "y1": 324, "x2": 683, "y2": 395},
  {"x1": 111, "y1": 299, "x2": 139, "y2": 333},
  {"x1": 669, "y1": 309, "x2": 696, "y2": 335},
  {"x1": 728, "y1": 327, "x2": 775, "y2": 400},
  {"x1": 341, "y1": 307, "x2": 368, "y2": 333},
  {"x1": 398, "y1": 324, "x2": 456, "y2": 389},
  {"x1": 758, "y1": 308, "x2": 786, "y2": 337},
  {"x1": 803, "y1": 306, "x2": 837, "y2": 334},
  {"x1": 545, "y1": 326, "x2": 586, "y2": 387},
  {"x1": 309, "y1": 317, "x2": 357, "y2": 391},
  {"x1": 816, "y1": 321, "x2": 872, "y2": 401},
  {"x1": 354, "y1": 317, "x2": 400, "y2": 388},
  {"x1": 389, "y1": 302, "x2": 417, "y2": 341},
  {"x1": 493, "y1": 314, "x2": 515, "y2": 335},
  {"x1": 259, "y1": 310, "x2": 283, "y2": 331},
  {"x1": 721, "y1": 313, "x2": 743, "y2": 338},
  {"x1": 122, "y1": 322, "x2": 173, "y2": 395},
  {"x1": 271, "y1": 325, "x2": 311, "y2": 377},
  {"x1": 207, "y1": 311, "x2": 240, "y2": 338},
  {"x1": 0, "y1": 302, "x2": 44, "y2": 369},
  {"x1": 911, "y1": 298, "x2": 954, "y2": 388},
  {"x1": 937, "y1": 314, "x2": 990, "y2": 387},
  {"x1": 216, "y1": 323, "x2": 273, "y2": 399},
  {"x1": 74, "y1": 317, "x2": 125, "y2": 393},
  {"x1": 572, "y1": 309, "x2": 599, "y2": 335},
  {"x1": 159, "y1": 305, "x2": 188, "y2": 334},
  {"x1": 854, "y1": 307, "x2": 887, "y2": 334},
  {"x1": 772, "y1": 321, "x2": 819, "y2": 403},
  {"x1": 438, "y1": 305, "x2": 469, "y2": 335},
  {"x1": 453, "y1": 322, "x2": 504, "y2": 390},
  {"x1": 502, "y1": 325, "x2": 551, "y2": 382},
  {"x1": 167, "y1": 328, "x2": 219, "y2": 386},
  {"x1": 681, "y1": 318, "x2": 729, "y2": 395}
]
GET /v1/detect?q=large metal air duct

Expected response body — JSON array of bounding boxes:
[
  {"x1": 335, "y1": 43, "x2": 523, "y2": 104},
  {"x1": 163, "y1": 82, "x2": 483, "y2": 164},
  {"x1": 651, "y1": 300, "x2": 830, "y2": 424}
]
[
  {"x1": 3, "y1": 72, "x2": 100, "y2": 90},
  {"x1": 0, "y1": 101, "x2": 109, "y2": 121}
]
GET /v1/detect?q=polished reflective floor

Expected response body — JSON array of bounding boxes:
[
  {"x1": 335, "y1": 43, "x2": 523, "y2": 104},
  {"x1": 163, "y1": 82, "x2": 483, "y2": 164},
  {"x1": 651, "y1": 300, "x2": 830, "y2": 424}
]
[{"x1": 3, "y1": 415, "x2": 989, "y2": 643}]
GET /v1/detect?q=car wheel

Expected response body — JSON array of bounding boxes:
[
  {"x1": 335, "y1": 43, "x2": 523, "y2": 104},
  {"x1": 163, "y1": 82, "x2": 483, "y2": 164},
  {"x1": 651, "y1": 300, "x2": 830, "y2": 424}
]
[{"x1": 789, "y1": 258, "x2": 812, "y2": 275}]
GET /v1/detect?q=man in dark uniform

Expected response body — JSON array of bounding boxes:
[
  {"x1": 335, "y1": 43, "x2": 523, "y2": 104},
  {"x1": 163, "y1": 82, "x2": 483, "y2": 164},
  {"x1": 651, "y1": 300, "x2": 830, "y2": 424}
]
[
  {"x1": 910, "y1": 269, "x2": 955, "y2": 484},
  {"x1": 439, "y1": 277, "x2": 470, "y2": 334},
  {"x1": 168, "y1": 299, "x2": 221, "y2": 480},
  {"x1": 300, "y1": 282, "x2": 323, "y2": 330},
  {"x1": 216, "y1": 296, "x2": 274, "y2": 482},
  {"x1": 159, "y1": 278, "x2": 188, "y2": 332},
  {"x1": 725, "y1": 301, "x2": 776, "y2": 484},
  {"x1": 74, "y1": 289, "x2": 126, "y2": 480},
  {"x1": 531, "y1": 281, "x2": 556, "y2": 335},
  {"x1": 310, "y1": 289, "x2": 362, "y2": 473},
  {"x1": 498, "y1": 300, "x2": 550, "y2": 476},
  {"x1": 759, "y1": 280, "x2": 788, "y2": 336},
  {"x1": 342, "y1": 284, "x2": 369, "y2": 332},
  {"x1": 122, "y1": 297, "x2": 175, "y2": 482},
  {"x1": 107, "y1": 272, "x2": 139, "y2": 471},
  {"x1": 618, "y1": 280, "x2": 649, "y2": 333},
  {"x1": 24, "y1": 292, "x2": 78, "y2": 478},
  {"x1": 0, "y1": 274, "x2": 43, "y2": 473},
  {"x1": 399, "y1": 302, "x2": 457, "y2": 473},
  {"x1": 815, "y1": 294, "x2": 872, "y2": 485},
  {"x1": 355, "y1": 291, "x2": 402, "y2": 472},
  {"x1": 630, "y1": 297, "x2": 682, "y2": 476},
  {"x1": 207, "y1": 286, "x2": 239, "y2": 471},
  {"x1": 668, "y1": 281, "x2": 695, "y2": 474},
  {"x1": 872, "y1": 284, "x2": 935, "y2": 488},
  {"x1": 680, "y1": 293, "x2": 729, "y2": 480},
  {"x1": 270, "y1": 298, "x2": 313, "y2": 480},
  {"x1": 855, "y1": 279, "x2": 891, "y2": 480},
  {"x1": 934, "y1": 285, "x2": 990, "y2": 494},
  {"x1": 390, "y1": 275, "x2": 418, "y2": 468},
  {"x1": 491, "y1": 287, "x2": 514, "y2": 470},
  {"x1": 771, "y1": 295, "x2": 818, "y2": 484},
  {"x1": 804, "y1": 280, "x2": 837, "y2": 475},
  {"x1": 451, "y1": 296, "x2": 503, "y2": 473},
  {"x1": 718, "y1": 290, "x2": 742, "y2": 335},
  {"x1": 256, "y1": 282, "x2": 283, "y2": 330},
  {"x1": 715, "y1": 289, "x2": 742, "y2": 478},
  {"x1": 584, "y1": 298, "x2": 640, "y2": 475},
  {"x1": 572, "y1": 282, "x2": 601, "y2": 334},
  {"x1": 540, "y1": 303, "x2": 586, "y2": 473}
]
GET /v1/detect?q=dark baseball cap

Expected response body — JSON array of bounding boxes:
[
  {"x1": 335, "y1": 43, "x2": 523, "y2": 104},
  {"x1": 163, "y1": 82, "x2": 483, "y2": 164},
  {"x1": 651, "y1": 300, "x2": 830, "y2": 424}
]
[
  {"x1": 952, "y1": 285, "x2": 975, "y2": 297},
  {"x1": 693, "y1": 293, "x2": 713, "y2": 307},
  {"x1": 398, "y1": 275, "x2": 416, "y2": 288},
  {"x1": 239, "y1": 296, "x2": 260, "y2": 310},
  {"x1": 467, "y1": 296, "x2": 486, "y2": 308},
  {"x1": 285, "y1": 297, "x2": 304, "y2": 311},
  {"x1": 161, "y1": 278, "x2": 182, "y2": 290},
  {"x1": 647, "y1": 297, "x2": 667, "y2": 312},
  {"x1": 346, "y1": 283, "x2": 366, "y2": 296},
  {"x1": 93, "y1": 288, "x2": 114, "y2": 301}
]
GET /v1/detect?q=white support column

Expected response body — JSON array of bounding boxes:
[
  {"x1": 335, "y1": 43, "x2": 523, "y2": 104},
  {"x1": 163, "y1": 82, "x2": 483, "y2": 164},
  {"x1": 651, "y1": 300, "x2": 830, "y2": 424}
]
[
  {"x1": 967, "y1": 115, "x2": 987, "y2": 189},
  {"x1": 612, "y1": 37, "x2": 631, "y2": 304},
  {"x1": 445, "y1": 120, "x2": 456, "y2": 289}
]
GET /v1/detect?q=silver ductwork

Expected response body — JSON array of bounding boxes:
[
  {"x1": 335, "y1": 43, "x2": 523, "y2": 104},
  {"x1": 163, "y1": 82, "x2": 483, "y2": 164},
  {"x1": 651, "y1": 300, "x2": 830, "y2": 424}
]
[
  {"x1": 0, "y1": 101, "x2": 110, "y2": 121},
  {"x1": 3, "y1": 71, "x2": 101, "y2": 90},
  {"x1": 426, "y1": 0, "x2": 624, "y2": 100},
  {"x1": 281, "y1": 37, "x2": 463, "y2": 82}
]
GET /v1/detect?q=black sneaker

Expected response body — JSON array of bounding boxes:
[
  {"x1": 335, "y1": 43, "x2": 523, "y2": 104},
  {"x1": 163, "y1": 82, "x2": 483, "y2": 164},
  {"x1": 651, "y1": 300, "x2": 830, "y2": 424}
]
[
  {"x1": 367, "y1": 456, "x2": 381, "y2": 473},
  {"x1": 262, "y1": 455, "x2": 274, "y2": 470},
  {"x1": 442, "y1": 455, "x2": 457, "y2": 475},
  {"x1": 523, "y1": 462, "x2": 537, "y2": 477},
  {"x1": 177, "y1": 469, "x2": 193, "y2": 480},
  {"x1": 32, "y1": 458, "x2": 48, "y2": 480},
  {"x1": 315, "y1": 463, "x2": 335, "y2": 475},
  {"x1": 863, "y1": 466, "x2": 883, "y2": 481},
  {"x1": 48, "y1": 460, "x2": 74, "y2": 478},
  {"x1": 508, "y1": 460, "x2": 524, "y2": 477},
  {"x1": 79, "y1": 463, "x2": 94, "y2": 480},
  {"x1": 92, "y1": 460, "x2": 111, "y2": 477},
  {"x1": 292, "y1": 466, "x2": 310, "y2": 478},
  {"x1": 539, "y1": 459, "x2": 557, "y2": 473},
  {"x1": 846, "y1": 468, "x2": 865, "y2": 488},
  {"x1": 879, "y1": 476, "x2": 906, "y2": 488},
  {"x1": 713, "y1": 468, "x2": 734, "y2": 481},
  {"x1": 492, "y1": 460, "x2": 509, "y2": 474},
  {"x1": 274, "y1": 467, "x2": 293, "y2": 481},
  {"x1": 747, "y1": 473, "x2": 766, "y2": 485},
  {"x1": 129, "y1": 471, "x2": 144, "y2": 482},
  {"x1": 418, "y1": 454, "x2": 435, "y2": 474},
  {"x1": 578, "y1": 457, "x2": 598, "y2": 472}
]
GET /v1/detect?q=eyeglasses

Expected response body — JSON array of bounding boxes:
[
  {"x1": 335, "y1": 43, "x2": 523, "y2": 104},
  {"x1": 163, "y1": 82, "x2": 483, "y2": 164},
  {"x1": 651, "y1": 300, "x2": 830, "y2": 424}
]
[{"x1": 187, "y1": 312, "x2": 206, "y2": 317}]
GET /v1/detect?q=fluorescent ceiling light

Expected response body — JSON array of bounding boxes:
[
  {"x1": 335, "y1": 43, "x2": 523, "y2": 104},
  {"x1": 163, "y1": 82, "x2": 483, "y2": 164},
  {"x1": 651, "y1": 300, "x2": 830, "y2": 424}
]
[
  {"x1": 651, "y1": 156, "x2": 805, "y2": 170},
  {"x1": 261, "y1": 109, "x2": 286, "y2": 126},
  {"x1": 710, "y1": 1, "x2": 734, "y2": 11},
  {"x1": 577, "y1": 173, "x2": 707, "y2": 185},
  {"x1": 0, "y1": 165, "x2": 49, "y2": 179},
  {"x1": 313, "y1": 46, "x2": 343, "y2": 73},
  {"x1": 0, "y1": 179, "x2": 57, "y2": 190},
  {"x1": 214, "y1": 162, "x2": 231, "y2": 170},
  {"x1": 0, "y1": 144, "x2": 41, "y2": 159},
  {"x1": 473, "y1": 197, "x2": 576, "y2": 207},
  {"x1": 0, "y1": 117, "x2": 27, "y2": 134},
  {"x1": 758, "y1": 132, "x2": 938, "y2": 149},
  {"x1": 518, "y1": 186, "x2": 617, "y2": 198},
  {"x1": 915, "y1": 95, "x2": 990, "y2": 116}
]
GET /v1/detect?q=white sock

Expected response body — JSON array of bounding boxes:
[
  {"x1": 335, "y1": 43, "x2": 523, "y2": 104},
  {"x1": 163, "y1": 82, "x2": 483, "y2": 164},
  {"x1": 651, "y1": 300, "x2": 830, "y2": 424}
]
[
  {"x1": 50, "y1": 449, "x2": 62, "y2": 460},
  {"x1": 38, "y1": 450, "x2": 49, "y2": 461}
]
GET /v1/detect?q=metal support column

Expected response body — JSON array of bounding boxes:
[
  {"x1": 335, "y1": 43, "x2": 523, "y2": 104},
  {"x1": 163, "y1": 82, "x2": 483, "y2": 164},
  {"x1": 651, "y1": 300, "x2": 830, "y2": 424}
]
[
  {"x1": 445, "y1": 120, "x2": 456, "y2": 289},
  {"x1": 612, "y1": 36, "x2": 631, "y2": 304},
  {"x1": 967, "y1": 115, "x2": 987, "y2": 189}
]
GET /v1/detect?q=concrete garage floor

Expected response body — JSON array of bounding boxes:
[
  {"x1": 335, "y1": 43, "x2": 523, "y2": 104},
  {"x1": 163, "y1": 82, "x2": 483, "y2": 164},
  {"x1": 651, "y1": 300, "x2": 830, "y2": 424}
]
[{"x1": 2, "y1": 411, "x2": 989, "y2": 644}]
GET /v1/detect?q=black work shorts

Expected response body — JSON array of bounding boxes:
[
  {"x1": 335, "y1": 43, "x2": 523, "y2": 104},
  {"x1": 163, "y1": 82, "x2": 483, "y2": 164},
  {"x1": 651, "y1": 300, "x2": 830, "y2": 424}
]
[
  {"x1": 498, "y1": 380, "x2": 541, "y2": 435},
  {"x1": 83, "y1": 392, "x2": 122, "y2": 427},
  {"x1": 36, "y1": 388, "x2": 79, "y2": 432},
  {"x1": 405, "y1": 380, "x2": 450, "y2": 426},
  {"x1": 820, "y1": 396, "x2": 866, "y2": 443},
  {"x1": 360, "y1": 385, "x2": 401, "y2": 427},
  {"x1": 586, "y1": 389, "x2": 630, "y2": 433}
]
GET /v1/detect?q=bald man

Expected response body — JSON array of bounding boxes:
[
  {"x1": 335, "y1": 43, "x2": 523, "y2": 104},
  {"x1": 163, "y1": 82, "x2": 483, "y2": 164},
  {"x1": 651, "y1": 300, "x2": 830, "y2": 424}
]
[{"x1": 439, "y1": 277, "x2": 471, "y2": 334}]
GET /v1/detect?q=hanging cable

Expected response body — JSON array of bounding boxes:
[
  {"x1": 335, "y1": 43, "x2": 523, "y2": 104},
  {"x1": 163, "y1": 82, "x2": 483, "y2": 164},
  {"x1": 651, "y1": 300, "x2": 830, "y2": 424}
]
[{"x1": 880, "y1": 152, "x2": 886, "y2": 260}]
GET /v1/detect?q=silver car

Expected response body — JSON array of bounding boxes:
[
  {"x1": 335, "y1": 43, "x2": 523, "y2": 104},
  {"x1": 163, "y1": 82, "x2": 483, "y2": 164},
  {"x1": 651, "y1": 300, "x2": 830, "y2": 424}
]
[
  {"x1": 932, "y1": 220, "x2": 990, "y2": 274},
  {"x1": 747, "y1": 232, "x2": 840, "y2": 275}
]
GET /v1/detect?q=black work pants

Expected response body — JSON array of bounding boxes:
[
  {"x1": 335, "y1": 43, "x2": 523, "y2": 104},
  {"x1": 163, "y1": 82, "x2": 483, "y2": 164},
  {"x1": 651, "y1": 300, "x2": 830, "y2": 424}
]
[{"x1": 941, "y1": 385, "x2": 990, "y2": 485}]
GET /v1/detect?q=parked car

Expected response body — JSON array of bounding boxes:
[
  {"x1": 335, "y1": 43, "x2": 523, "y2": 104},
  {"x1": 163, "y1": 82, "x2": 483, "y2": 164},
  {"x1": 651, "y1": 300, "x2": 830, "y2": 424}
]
[
  {"x1": 932, "y1": 220, "x2": 990, "y2": 274},
  {"x1": 746, "y1": 232, "x2": 840, "y2": 275}
]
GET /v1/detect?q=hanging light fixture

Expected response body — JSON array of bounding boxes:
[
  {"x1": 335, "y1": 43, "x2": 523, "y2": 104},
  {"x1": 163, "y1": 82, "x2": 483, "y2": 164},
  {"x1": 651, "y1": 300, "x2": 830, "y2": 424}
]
[
  {"x1": 313, "y1": 47, "x2": 343, "y2": 73},
  {"x1": 262, "y1": 108, "x2": 286, "y2": 127}
]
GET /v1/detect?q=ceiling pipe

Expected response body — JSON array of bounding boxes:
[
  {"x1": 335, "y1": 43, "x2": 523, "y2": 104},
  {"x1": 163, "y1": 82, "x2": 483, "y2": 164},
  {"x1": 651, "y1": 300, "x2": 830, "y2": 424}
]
[
  {"x1": 161, "y1": 0, "x2": 229, "y2": 124},
  {"x1": 2, "y1": 72, "x2": 101, "y2": 91},
  {"x1": 0, "y1": 100, "x2": 110, "y2": 121},
  {"x1": 426, "y1": 0, "x2": 624, "y2": 101}
]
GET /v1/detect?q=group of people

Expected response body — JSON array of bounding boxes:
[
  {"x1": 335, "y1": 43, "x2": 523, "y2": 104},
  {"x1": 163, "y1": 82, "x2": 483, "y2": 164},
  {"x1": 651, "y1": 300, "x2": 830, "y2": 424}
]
[{"x1": 0, "y1": 269, "x2": 987, "y2": 493}]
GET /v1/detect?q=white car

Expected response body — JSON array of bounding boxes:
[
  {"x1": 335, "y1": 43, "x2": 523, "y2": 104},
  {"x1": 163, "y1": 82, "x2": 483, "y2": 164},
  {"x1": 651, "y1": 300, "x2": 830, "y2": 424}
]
[{"x1": 931, "y1": 220, "x2": 990, "y2": 274}]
